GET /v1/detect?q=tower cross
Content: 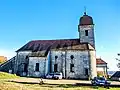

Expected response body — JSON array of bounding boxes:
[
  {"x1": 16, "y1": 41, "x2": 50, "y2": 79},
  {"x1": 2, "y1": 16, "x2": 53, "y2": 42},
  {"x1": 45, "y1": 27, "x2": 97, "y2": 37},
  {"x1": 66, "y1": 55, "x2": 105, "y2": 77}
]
[{"x1": 84, "y1": 6, "x2": 87, "y2": 15}]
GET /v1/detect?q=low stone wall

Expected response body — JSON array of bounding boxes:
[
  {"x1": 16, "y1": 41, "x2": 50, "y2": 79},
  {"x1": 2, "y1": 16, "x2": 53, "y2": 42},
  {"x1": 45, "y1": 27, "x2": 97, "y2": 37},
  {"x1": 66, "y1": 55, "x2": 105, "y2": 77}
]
[{"x1": 0, "y1": 56, "x2": 16, "y2": 73}]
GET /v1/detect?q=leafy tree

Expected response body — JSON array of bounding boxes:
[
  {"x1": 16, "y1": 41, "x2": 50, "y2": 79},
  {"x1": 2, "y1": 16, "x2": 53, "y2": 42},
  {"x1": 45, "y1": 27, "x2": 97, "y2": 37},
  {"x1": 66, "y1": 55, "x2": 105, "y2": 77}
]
[{"x1": 0, "y1": 56, "x2": 7, "y2": 64}]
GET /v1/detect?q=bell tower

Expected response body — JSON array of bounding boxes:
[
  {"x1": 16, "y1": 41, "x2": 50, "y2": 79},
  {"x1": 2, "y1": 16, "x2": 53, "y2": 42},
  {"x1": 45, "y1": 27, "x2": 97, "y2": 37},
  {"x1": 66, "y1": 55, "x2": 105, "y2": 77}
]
[{"x1": 78, "y1": 11, "x2": 95, "y2": 48}]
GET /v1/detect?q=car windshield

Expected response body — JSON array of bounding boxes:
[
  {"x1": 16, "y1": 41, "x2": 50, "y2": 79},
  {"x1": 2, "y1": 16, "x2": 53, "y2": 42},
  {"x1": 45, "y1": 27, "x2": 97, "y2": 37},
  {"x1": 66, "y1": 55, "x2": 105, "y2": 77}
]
[
  {"x1": 55, "y1": 73, "x2": 60, "y2": 75},
  {"x1": 49, "y1": 73, "x2": 53, "y2": 75},
  {"x1": 98, "y1": 77, "x2": 105, "y2": 80}
]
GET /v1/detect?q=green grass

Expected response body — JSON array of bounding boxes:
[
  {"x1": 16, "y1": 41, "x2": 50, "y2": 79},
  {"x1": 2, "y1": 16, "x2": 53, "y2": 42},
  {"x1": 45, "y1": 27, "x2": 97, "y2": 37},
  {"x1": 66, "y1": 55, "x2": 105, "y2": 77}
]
[
  {"x1": 0, "y1": 80, "x2": 120, "y2": 90},
  {"x1": 0, "y1": 72, "x2": 19, "y2": 79},
  {"x1": 0, "y1": 73, "x2": 120, "y2": 90}
]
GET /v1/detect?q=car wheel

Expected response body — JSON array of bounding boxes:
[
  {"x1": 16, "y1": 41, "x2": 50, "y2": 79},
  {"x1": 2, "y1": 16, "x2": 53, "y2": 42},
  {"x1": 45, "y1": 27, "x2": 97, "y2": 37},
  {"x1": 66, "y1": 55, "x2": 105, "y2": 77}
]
[
  {"x1": 56, "y1": 77, "x2": 59, "y2": 80},
  {"x1": 92, "y1": 82, "x2": 96, "y2": 86}
]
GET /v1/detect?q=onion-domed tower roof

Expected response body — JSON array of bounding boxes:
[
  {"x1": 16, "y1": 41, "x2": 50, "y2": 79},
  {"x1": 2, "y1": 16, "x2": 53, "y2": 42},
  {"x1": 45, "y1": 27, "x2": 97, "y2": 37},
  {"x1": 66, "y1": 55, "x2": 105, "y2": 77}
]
[{"x1": 79, "y1": 12, "x2": 94, "y2": 26}]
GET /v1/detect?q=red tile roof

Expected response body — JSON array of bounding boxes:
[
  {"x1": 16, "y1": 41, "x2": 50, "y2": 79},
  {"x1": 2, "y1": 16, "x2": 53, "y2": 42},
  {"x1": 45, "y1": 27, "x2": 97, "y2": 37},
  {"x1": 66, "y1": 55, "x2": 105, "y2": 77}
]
[
  {"x1": 96, "y1": 58, "x2": 107, "y2": 64},
  {"x1": 16, "y1": 38, "x2": 94, "y2": 56}
]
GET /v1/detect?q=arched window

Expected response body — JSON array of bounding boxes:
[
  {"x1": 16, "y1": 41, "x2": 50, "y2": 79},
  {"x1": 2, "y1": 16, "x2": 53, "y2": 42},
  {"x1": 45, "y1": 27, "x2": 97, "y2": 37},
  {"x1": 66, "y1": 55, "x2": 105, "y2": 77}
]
[
  {"x1": 54, "y1": 64, "x2": 57, "y2": 72},
  {"x1": 35, "y1": 63, "x2": 39, "y2": 71},
  {"x1": 24, "y1": 63, "x2": 28, "y2": 72},
  {"x1": 55, "y1": 56, "x2": 58, "y2": 60},
  {"x1": 26, "y1": 56, "x2": 29, "y2": 59},
  {"x1": 70, "y1": 55, "x2": 74, "y2": 59},
  {"x1": 70, "y1": 64, "x2": 74, "y2": 72}
]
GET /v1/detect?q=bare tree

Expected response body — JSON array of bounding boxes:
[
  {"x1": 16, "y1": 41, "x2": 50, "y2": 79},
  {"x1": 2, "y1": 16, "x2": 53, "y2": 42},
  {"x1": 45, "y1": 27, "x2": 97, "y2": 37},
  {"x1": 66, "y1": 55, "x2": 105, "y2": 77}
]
[{"x1": 116, "y1": 53, "x2": 120, "y2": 69}]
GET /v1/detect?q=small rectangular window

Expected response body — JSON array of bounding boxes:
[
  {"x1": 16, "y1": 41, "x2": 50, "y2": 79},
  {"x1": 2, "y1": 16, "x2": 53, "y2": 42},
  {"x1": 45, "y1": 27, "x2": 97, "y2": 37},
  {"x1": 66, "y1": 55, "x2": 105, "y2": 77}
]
[
  {"x1": 85, "y1": 68, "x2": 88, "y2": 75},
  {"x1": 85, "y1": 30, "x2": 88, "y2": 36},
  {"x1": 35, "y1": 63, "x2": 39, "y2": 71},
  {"x1": 24, "y1": 64, "x2": 27, "y2": 72},
  {"x1": 84, "y1": 60, "x2": 88, "y2": 65},
  {"x1": 70, "y1": 64, "x2": 74, "y2": 72},
  {"x1": 54, "y1": 64, "x2": 57, "y2": 72}
]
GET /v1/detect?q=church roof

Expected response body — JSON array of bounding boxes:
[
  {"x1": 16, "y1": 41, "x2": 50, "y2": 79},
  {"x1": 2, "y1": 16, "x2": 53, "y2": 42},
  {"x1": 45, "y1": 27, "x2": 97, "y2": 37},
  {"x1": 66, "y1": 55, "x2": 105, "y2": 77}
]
[
  {"x1": 16, "y1": 38, "x2": 94, "y2": 56},
  {"x1": 96, "y1": 58, "x2": 107, "y2": 64}
]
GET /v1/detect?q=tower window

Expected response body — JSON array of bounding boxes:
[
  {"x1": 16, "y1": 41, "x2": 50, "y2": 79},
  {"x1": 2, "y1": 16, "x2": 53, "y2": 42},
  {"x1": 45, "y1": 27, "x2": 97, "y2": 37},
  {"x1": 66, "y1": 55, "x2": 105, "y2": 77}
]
[
  {"x1": 85, "y1": 30, "x2": 88, "y2": 36},
  {"x1": 35, "y1": 63, "x2": 39, "y2": 71},
  {"x1": 54, "y1": 64, "x2": 57, "y2": 72},
  {"x1": 70, "y1": 64, "x2": 74, "y2": 72}
]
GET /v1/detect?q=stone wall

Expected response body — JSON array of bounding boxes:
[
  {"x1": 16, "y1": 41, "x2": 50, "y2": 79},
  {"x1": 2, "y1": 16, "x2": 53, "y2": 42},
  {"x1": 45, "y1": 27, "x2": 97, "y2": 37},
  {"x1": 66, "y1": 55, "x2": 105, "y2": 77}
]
[
  {"x1": 51, "y1": 50, "x2": 90, "y2": 79},
  {"x1": 14, "y1": 49, "x2": 96, "y2": 79},
  {"x1": 79, "y1": 25, "x2": 95, "y2": 48},
  {"x1": 0, "y1": 56, "x2": 16, "y2": 73},
  {"x1": 27, "y1": 57, "x2": 47, "y2": 77},
  {"x1": 15, "y1": 51, "x2": 32, "y2": 76}
]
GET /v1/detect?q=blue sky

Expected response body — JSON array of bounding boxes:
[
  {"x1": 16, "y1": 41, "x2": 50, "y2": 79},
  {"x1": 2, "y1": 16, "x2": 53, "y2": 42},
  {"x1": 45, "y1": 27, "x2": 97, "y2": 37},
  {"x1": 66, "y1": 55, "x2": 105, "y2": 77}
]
[{"x1": 0, "y1": 0, "x2": 120, "y2": 71}]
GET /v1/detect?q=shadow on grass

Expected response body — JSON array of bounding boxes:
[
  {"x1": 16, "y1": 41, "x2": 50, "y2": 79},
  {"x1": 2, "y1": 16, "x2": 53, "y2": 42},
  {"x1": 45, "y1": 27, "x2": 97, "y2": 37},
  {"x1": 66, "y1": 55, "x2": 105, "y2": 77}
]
[
  {"x1": 58, "y1": 84, "x2": 79, "y2": 88},
  {"x1": 8, "y1": 80, "x2": 105, "y2": 89},
  {"x1": 8, "y1": 80, "x2": 39, "y2": 84}
]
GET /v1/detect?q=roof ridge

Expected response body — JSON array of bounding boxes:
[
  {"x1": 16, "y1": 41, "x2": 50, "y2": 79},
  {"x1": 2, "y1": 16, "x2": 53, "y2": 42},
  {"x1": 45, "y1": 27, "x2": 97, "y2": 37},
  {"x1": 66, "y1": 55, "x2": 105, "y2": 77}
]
[{"x1": 30, "y1": 38, "x2": 79, "y2": 42}]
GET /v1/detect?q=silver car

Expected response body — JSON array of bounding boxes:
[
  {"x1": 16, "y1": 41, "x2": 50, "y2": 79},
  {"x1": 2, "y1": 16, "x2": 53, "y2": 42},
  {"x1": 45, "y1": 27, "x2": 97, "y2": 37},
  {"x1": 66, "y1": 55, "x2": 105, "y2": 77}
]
[
  {"x1": 46, "y1": 73, "x2": 62, "y2": 79},
  {"x1": 53, "y1": 73, "x2": 62, "y2": 79},
  {"x1": 46, "y1": 73, "x2": 54, "y2": 79}
]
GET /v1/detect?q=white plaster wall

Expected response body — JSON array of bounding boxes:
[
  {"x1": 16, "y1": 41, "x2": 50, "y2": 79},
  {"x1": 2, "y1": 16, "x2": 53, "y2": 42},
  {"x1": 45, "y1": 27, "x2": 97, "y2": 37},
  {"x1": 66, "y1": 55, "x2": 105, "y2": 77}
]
[
  {"x1": 28, "y1": 57, "x2": 46, "y2": 77},
  {"x1": 97, "y1": 67, "x2": 104, "y2": 71},
  {"x1": 45, "y1": 51, "x2": 50, "y2": 75},
  {"x1": 89, "y1": 50, "x2": 97, "y2": 79},
  {"x1": 96, "y1": 64, "x2": 107, "y2": 73},
  {"x1": 97, "y1": 65, "x2": 107, "y2": 75}
]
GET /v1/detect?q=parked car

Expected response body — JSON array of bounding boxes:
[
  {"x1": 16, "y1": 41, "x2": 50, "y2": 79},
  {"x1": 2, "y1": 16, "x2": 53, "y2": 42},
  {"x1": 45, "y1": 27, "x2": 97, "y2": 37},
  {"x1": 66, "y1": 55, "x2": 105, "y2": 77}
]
[
  {"x1": 46, "y1": 72, "x2": 62, "y2": 79},
  {"x1": 53, "y1": 73, "x2": 62, "y2": 79},
  {"x1": 91, "y1": 77, "x2": 110, "y2": 86},
  {"x1": 46, "y1": 73, "x2": 54, "y2": 79}
]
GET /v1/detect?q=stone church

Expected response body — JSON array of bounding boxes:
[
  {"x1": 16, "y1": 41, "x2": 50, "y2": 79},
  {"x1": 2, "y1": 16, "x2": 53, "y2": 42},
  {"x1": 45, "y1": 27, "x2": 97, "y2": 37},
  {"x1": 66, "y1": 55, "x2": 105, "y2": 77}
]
[{"x1": 0, "y1": 12, "x2": 98, "y2": 79}]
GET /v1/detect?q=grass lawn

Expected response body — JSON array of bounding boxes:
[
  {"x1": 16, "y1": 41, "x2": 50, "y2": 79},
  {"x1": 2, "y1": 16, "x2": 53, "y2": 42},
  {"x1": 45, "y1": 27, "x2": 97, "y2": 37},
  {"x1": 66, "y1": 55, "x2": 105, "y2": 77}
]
[
  {"x1": 1, "y1": 80, "x2": 120, "y2": 90},
  {"x1": 0, "y1": 72, "x2": 19, "y2": 79},
  {"x1": 0, "y1": 72, "x2": 120, "y2": 90}
]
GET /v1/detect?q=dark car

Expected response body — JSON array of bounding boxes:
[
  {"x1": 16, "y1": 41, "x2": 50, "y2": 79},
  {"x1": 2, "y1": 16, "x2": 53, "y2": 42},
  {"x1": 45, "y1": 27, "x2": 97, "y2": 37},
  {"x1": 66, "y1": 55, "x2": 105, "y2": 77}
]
[{"x1": 91, "y1": 77, "x2": 111, "y2": 86}]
